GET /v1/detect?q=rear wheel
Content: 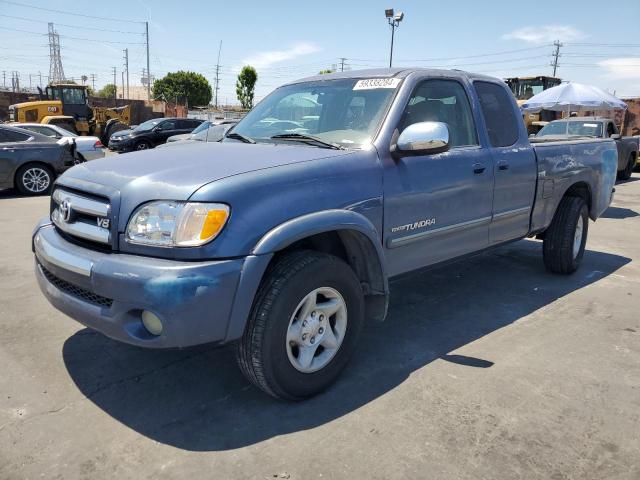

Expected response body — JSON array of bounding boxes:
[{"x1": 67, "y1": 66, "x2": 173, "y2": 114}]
[
  {"x1": 543, "y1": 196, "x2": 588, "y2": 274},
  {"x1": 617, "y1": 153, "x2": 636, "y2": 181},
  {"x1": 15, "y1": 164, "x2": 54, "y2": 195},
  {"x1": 236, "y1": 250, "x2": 364, "y2": 400}
]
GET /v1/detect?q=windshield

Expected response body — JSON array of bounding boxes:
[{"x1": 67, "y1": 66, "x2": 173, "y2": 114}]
[
  {"x1": 508, "y1": 78, "x2": 561, "y2": 100},
  {"x1": 227, "y1": 78, "x2": 400, "y2": 148},
  {"x1": 538, "y1": 121, "x2": 603, "y2": 137},
  {"x1": 134, "y1": 119, "x2": 161, "y2": 132},
  {"x1": 191, "y1": 121, "x2": 211, "y2": 135}
]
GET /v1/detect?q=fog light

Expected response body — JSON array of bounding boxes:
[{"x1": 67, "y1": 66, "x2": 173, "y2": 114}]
[{"x1": 141, "y1": 310, "x2": 163, "y2": 336}]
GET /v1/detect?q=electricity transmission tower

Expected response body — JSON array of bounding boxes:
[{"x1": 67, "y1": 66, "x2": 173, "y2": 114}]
[{"x1": 48, "y1": 23, "x2": 65, "y2": 83}]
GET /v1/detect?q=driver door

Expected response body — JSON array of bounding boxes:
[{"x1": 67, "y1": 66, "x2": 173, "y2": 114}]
[{"x1": 383, "y1": 78, "x2": 495, "y2": 276}]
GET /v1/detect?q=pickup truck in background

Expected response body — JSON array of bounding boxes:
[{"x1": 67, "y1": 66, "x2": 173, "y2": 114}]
[
  {"x1": 534, "y1": 117, "x2": 639, "y2": 180},
  {"x1": 32, "y1": 68, "x2": 617, "y2": 400}
]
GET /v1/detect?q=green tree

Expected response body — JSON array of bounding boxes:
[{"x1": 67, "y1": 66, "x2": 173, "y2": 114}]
[
  {"x1": 236, "y1": 66, "x2": 257, "y2": 109},
  {"x1": 152, "y1": 71, "x2": 212, "y2": 106},
  {"x1": 318, "y1": 69, "x2": 333, "y2": 74},
  {"x1": 96, "y1": 83, "x2": 117, "y2": 98}
]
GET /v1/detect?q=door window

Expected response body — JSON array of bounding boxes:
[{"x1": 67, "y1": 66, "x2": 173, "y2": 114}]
[
  {"x1": 399, "y1": 79, "x2": 478, "y2": 148},
  {"x1": 474, "y1": 81, "x2": 519, "y2": 147},
  {"x1": 157, "y1": 120, "x2": 176, "y2": 131}
]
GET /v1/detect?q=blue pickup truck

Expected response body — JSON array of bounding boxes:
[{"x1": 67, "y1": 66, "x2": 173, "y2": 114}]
[{"x1": 33, "y1": 69, "x2": 617, "y2": 400}]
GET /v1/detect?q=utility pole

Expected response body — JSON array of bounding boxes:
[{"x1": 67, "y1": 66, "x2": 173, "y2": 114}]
[
  {"x1": 551, "y1": 40, "x2": 562, "y2": 77},
  {"x1": 2, "y1": 70, "x2": 6, "y2": 88},
  {"x1": 121, "y1": 71, "x2": 125, "y2": 100},
  {"x1": 29, "y1": 74, "x2": 32, "y2": 90},
  {"x1": 145, "y1": 21, "x2": 151, "y2": 101},
  {"x1": 339, "y1": 57, "x2": 347, "y2": 72},
  {"x1": 123, "y1": 48, "x2": 129, "y2": 99},
  {"x1": 90, "y1": 73, "x2": 96, "y2": 91},
  {"x1": 38, "y1": 71, "x2": 42, "y2": 89},
  {"x1": 214, "y1": 40, "x2": 222, "y2": 109},
  {"x1": 112, "y1": 66, "x2": 117, "y2": 106}
]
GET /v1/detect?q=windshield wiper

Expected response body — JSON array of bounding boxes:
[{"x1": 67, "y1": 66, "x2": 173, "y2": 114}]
[
  {"x1": 270, "y1": 133, "x2": 344, "y2": 150},
  {"x1": 225, "y1": 132, "x2": 255, "y2": 144}
]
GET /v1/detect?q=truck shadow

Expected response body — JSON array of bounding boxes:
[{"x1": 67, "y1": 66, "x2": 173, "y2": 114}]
[
  {"x1": 62, "y1": 239, "x2": 630, "y2": 452},
  {"x1": 600, "y1": 206, "x2": 639, "y2": 219}
]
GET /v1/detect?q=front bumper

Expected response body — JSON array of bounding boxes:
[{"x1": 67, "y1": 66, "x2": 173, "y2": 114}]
[
  {"x1": 33, "y1": 223, "x2": 245, "y2": 348},
  {"x1": 107, "y1": 138, "x2": 133, "y2": 151}
]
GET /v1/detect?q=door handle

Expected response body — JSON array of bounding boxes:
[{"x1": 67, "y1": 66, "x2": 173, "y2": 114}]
[
  {"x1": 498, "y1": 161, "x2": 509, "y2": 171},
  {"x1": 473, "y1": 164, "x2": 486, "y2": 174}
]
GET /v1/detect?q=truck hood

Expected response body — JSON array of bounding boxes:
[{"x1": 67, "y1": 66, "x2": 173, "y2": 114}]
[{"x1": 56, "y1": 141, "x2": 354, "y2": 205}]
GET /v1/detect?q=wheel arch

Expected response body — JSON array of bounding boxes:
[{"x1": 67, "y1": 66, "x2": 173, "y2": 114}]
[
  {"x1": 224, "y1": 210, "x2": 389, "y2": 342},
  {"x1": 562, "y1": 181, "x2": 594, "y2": 219}
]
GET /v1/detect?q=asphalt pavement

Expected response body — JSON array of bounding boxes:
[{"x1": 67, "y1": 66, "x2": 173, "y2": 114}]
[{"x1": 0, "y1": 175, "x2": 639, "y2": 479}]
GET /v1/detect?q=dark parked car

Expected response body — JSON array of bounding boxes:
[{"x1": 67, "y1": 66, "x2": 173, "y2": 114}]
[
  {"x1": 0, "y1": 124, "x2": 76, "y2": 195},
  {"x1": 108, "y1": 117, "x2": 203, "y2": 152}
]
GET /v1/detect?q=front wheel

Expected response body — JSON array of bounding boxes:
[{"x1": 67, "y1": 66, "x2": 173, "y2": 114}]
[
  {"x1": 236, "y1": 250, "x2": 364, "y2": 400},
  {"x1": 134, "y1": 140, "x2": 152, "y2": 151},
  {"x1": 543, "y1": 196, "x2": 588, "y2": 274}
]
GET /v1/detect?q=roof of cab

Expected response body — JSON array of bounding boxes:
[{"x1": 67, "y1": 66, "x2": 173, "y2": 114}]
[{"x1": 286, "y1": 67, "x2": 504, "y2": 86}]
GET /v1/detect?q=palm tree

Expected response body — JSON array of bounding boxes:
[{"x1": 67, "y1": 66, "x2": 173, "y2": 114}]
[{"x1": 81, "y1": 75, "x2": 88, "y2": 85}]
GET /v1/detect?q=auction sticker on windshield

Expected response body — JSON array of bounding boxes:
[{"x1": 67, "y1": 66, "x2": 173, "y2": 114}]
[{"x1": 353, "y1": 78, "x2": 402, "y2": 90}]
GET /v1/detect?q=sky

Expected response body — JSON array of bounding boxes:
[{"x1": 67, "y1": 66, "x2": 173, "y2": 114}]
[{"x1": 1, "y1": 0, "x2": 640, "y2": 104}]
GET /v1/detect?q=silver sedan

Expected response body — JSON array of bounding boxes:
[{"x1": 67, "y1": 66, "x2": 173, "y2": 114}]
[{"x1": 11, "y1": 123, "x2": 106, "y2": 161}]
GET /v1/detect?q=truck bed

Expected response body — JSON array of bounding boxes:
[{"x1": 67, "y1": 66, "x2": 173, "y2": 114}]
[{"x1": 529, "y1": 137, "x2": 618, "y2": 233}]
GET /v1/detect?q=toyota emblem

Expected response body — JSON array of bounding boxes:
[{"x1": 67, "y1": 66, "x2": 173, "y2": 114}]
[{"x1": 60, "y1": 199, "x2": 72, "y2": 222}]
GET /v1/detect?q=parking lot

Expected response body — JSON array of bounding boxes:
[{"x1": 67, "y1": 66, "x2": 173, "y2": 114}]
[{"x1": 0, "y1": 175, "x2": 638, "y2": 479}]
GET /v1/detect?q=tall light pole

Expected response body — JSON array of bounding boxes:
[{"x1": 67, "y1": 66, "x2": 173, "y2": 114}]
[{"x1": 385, "y1": 9, "x2": 404, "y2": 68}]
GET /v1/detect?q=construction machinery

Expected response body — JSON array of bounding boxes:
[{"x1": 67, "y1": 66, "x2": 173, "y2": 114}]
[
  {"x1": 504, "y1": 76, "x2": 562, "y2": 134},
  {"x1": 8, "y1": 83, "x2": 130, "y2": 144}
]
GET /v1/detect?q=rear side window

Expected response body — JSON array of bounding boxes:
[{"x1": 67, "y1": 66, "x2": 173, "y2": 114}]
[
  {"x1": 474, "y1": 81, "x2": 519, "y2": 147},
  {"x1": 0, "y1": 129, "x2": 30, "y2": 142}
]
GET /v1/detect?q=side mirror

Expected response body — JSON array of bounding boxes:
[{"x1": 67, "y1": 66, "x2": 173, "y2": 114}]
[
  {"x1": 395, "y1": 121, "x2": 450, "y2": 156},
  {"x1": 610, "y1": 133, "x2": 621, "y2": 140}
]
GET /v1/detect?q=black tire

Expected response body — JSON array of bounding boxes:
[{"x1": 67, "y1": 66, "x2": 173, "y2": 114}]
[
  {"x1": 617, "y1": 153, "x2": 636, "y2": 181},
  {"x1": 15, "y1": 163, "x2": 54, "y2": 196},
  {"x1": 134, "y1": 140, "x2": 152, "y2": 151},
  {"x1": 236, "y1": 250, "x2": 365, "y2": 400},
  {"x1": 543, "y1": 196, "x2": 588, "y2": 274}
]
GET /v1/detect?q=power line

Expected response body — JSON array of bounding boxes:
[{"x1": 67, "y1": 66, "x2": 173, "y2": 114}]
[
  {"x1": 0, "y1": 0, "x2": 144, "y2": 24},
  {"x1": 349, "y1": 45, "x2": 551, "y2": 63},
  {"x1": 565, "y1": 42, "x2": 640, "y2": 47},
  {"x1": 0, "y1": 25, "x2": 146, "y2": 44},
  {"x1": 0, "y1": 14, "x2": 144, "y2": 34}
]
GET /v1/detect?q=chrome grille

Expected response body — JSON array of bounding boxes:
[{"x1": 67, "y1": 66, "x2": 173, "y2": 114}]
[{"x1": 51, "y1": 188, "x2": 112, "y2": 246}]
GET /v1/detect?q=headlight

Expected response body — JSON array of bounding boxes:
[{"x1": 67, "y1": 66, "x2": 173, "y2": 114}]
[{"x1": 126, "y1": 201, "x2": 230, "y2": 247}]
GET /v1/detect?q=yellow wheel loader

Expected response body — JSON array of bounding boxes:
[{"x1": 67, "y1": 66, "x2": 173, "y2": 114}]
[{"x1": 8, "y1": 83, "x2": 131, "y2": 144}]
